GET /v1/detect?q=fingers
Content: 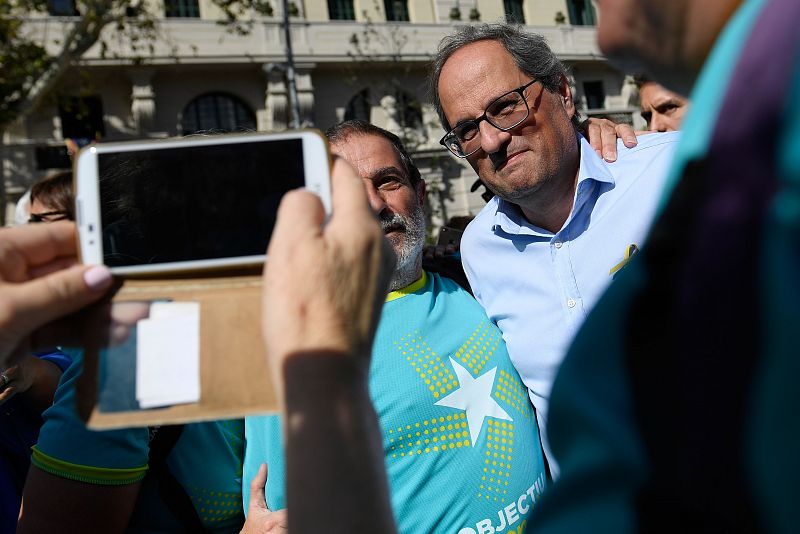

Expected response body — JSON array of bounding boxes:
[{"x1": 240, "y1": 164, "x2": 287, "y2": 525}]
[
  {"x1": 268, "y1": 157, "x2": 365, "y2": 254},
  {"x1": 270, "y1": 509, "x2": 289, "y2": 532},
  {"x1": 596, "y1": 120, "x2": 619, "y2": 162},
  {"x1": 28, "y1": 257, "x2": 81, "y2": 280},
  {"x1": 0, "y1": 383, "x2": 18, "y2": 406},
  {"x1": 0, "y1": 222, "x2": 78, "y2": 283},
  {"x1": 262, "y1": 154, "x2": 395, "y2": 382},
  {"x1": 248, "y1": 463, "x2": 269, "y2": 513},
  {"x1": 0, "y1": 265, "x2": 113, "y2": 370},
  {"x1": 328, "y1": 157, "x2": 371, "y2": 220},
  {"x1": 585, "y1": 120, "x2": 604, "y2": 158},
  {"x1": 266, "y1": 189, "x2": 325, "y2": 263},
  {"x1": 326, "y1": 159, "x2": 396, "y2": 349},
  {"x1": 582, "y1": 118, "x2": 639, "y2": 162},
  {"x1": 3, "y1": 264, "x2": 113, "y2": 349},
  {"x1": 0, "y1": 364, "x2": 19, "y2": 406},
  {"x1": 615, "y1": 123, "x2": 639, "y2": 148}
]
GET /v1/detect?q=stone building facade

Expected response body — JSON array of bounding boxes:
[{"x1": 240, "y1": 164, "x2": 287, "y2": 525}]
[{"x1": 3, "y1": 0, "x2": 640, "y2": 228}]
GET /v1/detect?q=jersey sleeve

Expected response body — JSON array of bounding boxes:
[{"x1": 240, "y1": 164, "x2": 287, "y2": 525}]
[{"x1": 32, "y1": 350, "x2": 149, "y2": 485}]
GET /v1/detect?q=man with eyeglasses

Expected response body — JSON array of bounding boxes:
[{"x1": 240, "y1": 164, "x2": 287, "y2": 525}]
[{"x1": 431, "y1": 23, "x2": 680, "y2": 475}]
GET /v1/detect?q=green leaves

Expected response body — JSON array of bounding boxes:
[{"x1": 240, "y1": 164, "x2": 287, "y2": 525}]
[{"x1": 0, "y1": 0, "x2": 271, "y2": 129}]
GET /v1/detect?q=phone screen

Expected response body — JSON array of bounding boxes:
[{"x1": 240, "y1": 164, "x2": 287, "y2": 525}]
[{"x1": 97, "y1": 138, "x2": 304, "y2": 268}]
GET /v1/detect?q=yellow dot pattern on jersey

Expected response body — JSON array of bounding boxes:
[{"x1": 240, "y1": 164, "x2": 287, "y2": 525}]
[
  {"x1": 395, "y1": 330, "x2": 458, "y2": 399},
  {"x1": 187, "y1": 486, "x2": 242, "y2": 525},
  {"x1": 495, "y1": 369, "x2": 532, "y2": 420},
  {"x1": 387, "y1": 413, "x2": 471, "y2": 459},
  {"x1": 478, "y1": 420, "x2": 514, "y2": 501},
  {"x1": 453, "y1": 322, "x2": 502, "y2": 376},
  {"x1": 219, "y1": 419, "x2": 245, "y2": 473}
]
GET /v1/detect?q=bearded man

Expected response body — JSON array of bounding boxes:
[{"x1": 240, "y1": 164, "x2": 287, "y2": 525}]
[{"x1": 242, "y1": 121, "x2": 548, "y2": 534}]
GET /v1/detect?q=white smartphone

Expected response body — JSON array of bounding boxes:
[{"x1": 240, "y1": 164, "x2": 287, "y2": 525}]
[{"x1": 75, "y1": 130, "x2": 331, "y2": 275}]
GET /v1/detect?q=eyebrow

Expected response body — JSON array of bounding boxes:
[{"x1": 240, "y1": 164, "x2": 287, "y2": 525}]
[
  {"x1": 369, "y1": 166, "x2": 410, "y2": 183},
  {"x1": 651, "y1": 96, "x2": 681, "y2": 108}
]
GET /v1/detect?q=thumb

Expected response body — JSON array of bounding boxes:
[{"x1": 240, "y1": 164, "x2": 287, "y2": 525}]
[
  {"x1": 9, "y1": 264, "x2": 113, "y2": 339},
  {"x1": 248, "y1": 463, "x2": 270, "y2": 513}
]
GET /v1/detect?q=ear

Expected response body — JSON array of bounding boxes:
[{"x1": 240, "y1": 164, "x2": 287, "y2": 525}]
[
  {"x1": 415, "y1": 180, "x2": 427, "y2": 206},
  {"x1": 558, "y1": 75, "x2": 576, "y2": 120}
]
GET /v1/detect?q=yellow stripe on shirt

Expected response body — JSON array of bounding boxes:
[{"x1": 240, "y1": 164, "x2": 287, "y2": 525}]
[
  {"x1": 31, "y1": 445, "x2": 148, "y2": 486},
  {"x1": 386, "y1": 271, "x2": 427, "y2": 302}
]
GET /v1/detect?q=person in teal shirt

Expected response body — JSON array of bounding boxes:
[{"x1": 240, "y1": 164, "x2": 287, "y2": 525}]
[
  {"x1": 26, "y1": 349, "x2": 245, "y2": 533},
  {"x1": 243, "y1": 121, "x2": 548, "y2": 534}
]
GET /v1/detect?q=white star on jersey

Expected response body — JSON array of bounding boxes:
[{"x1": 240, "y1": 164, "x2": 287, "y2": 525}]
[{"x1": 435, "y1": 357, "x2": 512, "y2": 446}]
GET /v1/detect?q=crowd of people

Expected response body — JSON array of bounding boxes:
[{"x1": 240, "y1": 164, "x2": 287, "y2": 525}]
[{"x1": 2, "y1": 0, "x2": 798, "y2": 531}]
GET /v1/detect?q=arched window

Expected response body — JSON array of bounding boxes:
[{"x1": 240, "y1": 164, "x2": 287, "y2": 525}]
[
  {"x1": 181, "y1": 93, "x2": 256, "y2": 135},
  {"x1": 344, "y1": 89, "x2": 371, "y2": 122}
]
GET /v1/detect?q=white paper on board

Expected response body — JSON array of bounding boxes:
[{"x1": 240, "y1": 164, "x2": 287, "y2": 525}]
[{"x1": 135, "y1": 302, "x2": 200, "y2": 409}]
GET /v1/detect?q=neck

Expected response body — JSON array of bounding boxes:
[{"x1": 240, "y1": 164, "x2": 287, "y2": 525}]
[
  {"x1": 388, "y1": 257, "x2": 423, "y2": 292},
  {"x1": 518, "y1": 153, "x2": 580, "y2": 234}
]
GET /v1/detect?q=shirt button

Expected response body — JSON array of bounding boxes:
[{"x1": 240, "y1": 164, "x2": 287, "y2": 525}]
[
  {"x1": 554, "y1": 240, "x2": 563, "y2": 249},
  {"x1": 567, "y1": 298, "x2": 576, "y2": 308}
]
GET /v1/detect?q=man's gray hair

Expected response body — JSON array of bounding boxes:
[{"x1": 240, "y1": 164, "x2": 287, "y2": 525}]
[{"x1": 430, "y1": 23, "x2": 582, "y2": 131}]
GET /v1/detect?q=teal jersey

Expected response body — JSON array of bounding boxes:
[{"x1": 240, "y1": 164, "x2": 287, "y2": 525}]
[
  {"x1": 245, "y1": 272, "x2": 547, "y2": 534},
  {"x1": 34, "y1": 351, "x2": 245, "y2": 533}
]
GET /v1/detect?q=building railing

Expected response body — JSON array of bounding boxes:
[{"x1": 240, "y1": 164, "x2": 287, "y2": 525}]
[{"x1": 22, "y1": 18, "x2": 602, "y2": 65}]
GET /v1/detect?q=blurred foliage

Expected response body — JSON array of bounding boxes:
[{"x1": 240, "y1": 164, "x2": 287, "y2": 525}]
[
  {"x1": 0, "y1": 0, "x2": 273, "y2": 129},
  {"x1": 0, "y1": 2, "x2": 51, "y2": 126}
]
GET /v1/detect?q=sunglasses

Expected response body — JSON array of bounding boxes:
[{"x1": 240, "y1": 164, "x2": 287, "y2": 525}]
[{"x1": 28, "y1": 210, "x2": 69, "y2": 224}]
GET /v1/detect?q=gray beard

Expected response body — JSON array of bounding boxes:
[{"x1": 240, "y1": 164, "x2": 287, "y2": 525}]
[{"x1": 380, "y1": 208, "x2": 426, "y2": 292}]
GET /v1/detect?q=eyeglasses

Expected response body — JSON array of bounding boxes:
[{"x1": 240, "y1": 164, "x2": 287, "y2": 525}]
[
  {"x1": 28, "y1": 210, "x2": 68, "y2": 224},
  {"x1": 439, "y1": 79, "x2": 539, "y2": 158}
]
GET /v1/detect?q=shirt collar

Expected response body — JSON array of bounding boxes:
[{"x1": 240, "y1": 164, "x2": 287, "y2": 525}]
[
  {"x1": 491, "y1": 134, "x2": 615, "y2": 236},
  {"x1": 386, "y1": 270, "x2": 427, "y2": 302}
]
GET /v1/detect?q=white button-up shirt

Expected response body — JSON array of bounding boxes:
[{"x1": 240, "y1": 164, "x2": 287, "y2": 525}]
[{"x1": 462, "y1": 132, "x2": 680, "y2": 474}]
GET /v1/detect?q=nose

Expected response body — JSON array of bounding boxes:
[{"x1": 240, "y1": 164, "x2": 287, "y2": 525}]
[
  {"x1": 478, "y1": 119, "x2": 511, "y2": 155},
  {"x1": 364, "y1": 181, "x2": 387, "y2": 214},
  {"x1": 650, "y1": 114, "x2": 668, "y2": 132}
]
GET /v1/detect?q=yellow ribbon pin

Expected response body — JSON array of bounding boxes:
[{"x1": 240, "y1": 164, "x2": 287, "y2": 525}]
[{"x1": 609, "y1": 244, "x2": 639, "y2": 276}]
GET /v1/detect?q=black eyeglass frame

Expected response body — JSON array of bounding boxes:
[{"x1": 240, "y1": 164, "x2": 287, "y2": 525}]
[
  {"x1": 439, "y1": 79, "x2": 539, "y2": 158},
  {"x1": 28, "y1": 210, "x2": 69, "y2": 224}
]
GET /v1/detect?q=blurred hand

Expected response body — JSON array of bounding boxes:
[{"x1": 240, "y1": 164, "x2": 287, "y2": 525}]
[
  {"x1": 581, "y1": 117, "x2": 639, "y2": 162},
  {"x1": 0, "y1": 354, "x2": 38, "y2": 405},
  {"x1": 0, "y1": 222, "x2": 113, "y2": 371},
  {"x1": 239, "y1": 464, "x2": 288, "y2": 534},
  {"x1": 261, "y1": 158, "x2": 396, "y2": 396}
]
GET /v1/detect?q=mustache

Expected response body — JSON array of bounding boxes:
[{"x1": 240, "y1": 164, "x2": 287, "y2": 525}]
[
  {"x1": 379, "y1": 212, "x2": 407, "y2": 233},
  {"x1": 489, "y1": 146, "x2": 509, "y2": 170}
]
